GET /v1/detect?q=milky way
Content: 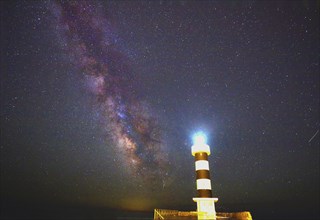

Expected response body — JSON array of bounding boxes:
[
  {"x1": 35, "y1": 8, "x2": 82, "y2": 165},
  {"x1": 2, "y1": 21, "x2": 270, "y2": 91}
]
[{"x1": 50, "y1": 1, "x2": 168, "y2": 181}]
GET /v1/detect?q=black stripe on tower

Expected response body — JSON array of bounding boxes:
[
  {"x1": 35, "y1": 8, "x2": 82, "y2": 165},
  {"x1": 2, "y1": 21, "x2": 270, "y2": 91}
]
[
  {"x1": 196, "y1": 170, "x2": 210, "y2": 179},
  {"x1": 198, "y1": 189, "x2": 212, "y2": 198},
  {"x1": 195, "y1": 152, "x2": 208, "y2": 161}
]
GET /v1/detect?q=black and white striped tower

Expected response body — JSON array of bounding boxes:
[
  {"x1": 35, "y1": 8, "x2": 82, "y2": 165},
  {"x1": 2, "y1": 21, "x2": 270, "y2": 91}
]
[{"x1": 192, "y1": 132, "x2": 218, "y2": 220}]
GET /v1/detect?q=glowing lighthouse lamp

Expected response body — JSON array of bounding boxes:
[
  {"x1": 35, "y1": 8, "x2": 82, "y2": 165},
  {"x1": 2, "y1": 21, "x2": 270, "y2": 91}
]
[{"x1": 192, "y1": 132, "x2": 218, "y2": 220}]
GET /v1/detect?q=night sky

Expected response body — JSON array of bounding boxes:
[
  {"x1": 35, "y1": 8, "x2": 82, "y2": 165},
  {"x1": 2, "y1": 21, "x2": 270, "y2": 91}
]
[{"x1": 1, "y1": 0, "x2": 319, "y2": 219}]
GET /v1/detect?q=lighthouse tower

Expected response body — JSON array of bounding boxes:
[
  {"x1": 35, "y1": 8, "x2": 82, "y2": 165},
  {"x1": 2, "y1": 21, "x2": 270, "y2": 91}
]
[{"x1": 192, "y1": 132, "x2": 218, "y2": 220}]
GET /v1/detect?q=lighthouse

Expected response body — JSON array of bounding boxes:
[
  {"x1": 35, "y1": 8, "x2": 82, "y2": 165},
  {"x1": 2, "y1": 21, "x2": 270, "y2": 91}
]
[{"x1": 192, "y1": 132, "x2": 218, "y2": 220}]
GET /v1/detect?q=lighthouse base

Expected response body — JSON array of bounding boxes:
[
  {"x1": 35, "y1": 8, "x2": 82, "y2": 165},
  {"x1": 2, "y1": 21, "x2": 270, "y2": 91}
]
[{"x1": 193, "y1": 197, "x2": 218, "y2": 220}]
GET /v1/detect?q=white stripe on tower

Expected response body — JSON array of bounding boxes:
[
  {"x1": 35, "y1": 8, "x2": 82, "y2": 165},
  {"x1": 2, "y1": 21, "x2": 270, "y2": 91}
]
[
  {"x1": 196, "y1": 179, "x2": 212, "y2": 190},
  {"x1": 195, "y1": 160, "x2": 209, "y2": 171}
]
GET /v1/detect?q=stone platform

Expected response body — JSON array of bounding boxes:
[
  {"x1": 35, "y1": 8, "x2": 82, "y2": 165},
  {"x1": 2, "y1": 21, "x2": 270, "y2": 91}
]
[{"x1": 154, "y1": 209, "x2": 252, "y2": 220}]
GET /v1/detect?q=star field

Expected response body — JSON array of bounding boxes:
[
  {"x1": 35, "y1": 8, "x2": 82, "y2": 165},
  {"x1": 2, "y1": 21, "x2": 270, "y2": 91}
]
[{"x1": 1, "y1": 1, "x2": 319, "y2": 219}]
